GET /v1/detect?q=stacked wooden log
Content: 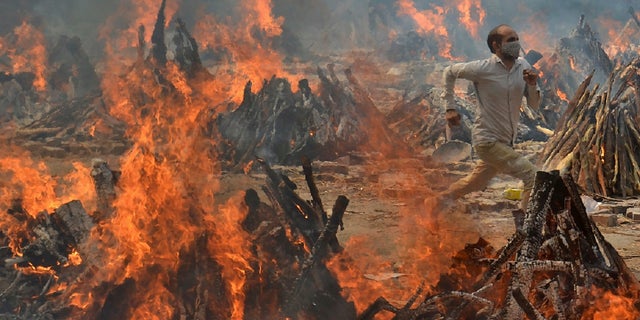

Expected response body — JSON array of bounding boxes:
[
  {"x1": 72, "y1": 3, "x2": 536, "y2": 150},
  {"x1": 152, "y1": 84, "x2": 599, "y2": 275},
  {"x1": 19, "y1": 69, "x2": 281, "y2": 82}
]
[
  {"x1": 541, "y1": 57, "x2": 640, "y2": 198},
  {"x1": 251, "y1": 157, "x2": 355, "y2": 319},
  {"x1": 359, "y1": 171, "x2": 640, "y2": 319}
]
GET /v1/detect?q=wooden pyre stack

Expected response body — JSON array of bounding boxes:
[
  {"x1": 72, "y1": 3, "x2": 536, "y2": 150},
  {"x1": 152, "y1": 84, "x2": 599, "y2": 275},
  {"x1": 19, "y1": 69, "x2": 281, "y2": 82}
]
[
  {"x1": 359, "y1": 171, "x2": 640, "y2": 319},
  {"x1": 541, "y1": 58, "x2": 640, "y2": 198}
]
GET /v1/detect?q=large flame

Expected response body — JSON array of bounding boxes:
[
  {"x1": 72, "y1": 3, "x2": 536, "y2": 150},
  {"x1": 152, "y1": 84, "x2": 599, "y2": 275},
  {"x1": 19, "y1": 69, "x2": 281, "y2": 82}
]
[
  {"x1": 582, "y1": 288, "x2": 640, "y2": 320},
  {"x1": 397, "y1": 0, "x2": 455, "y2": 60},
  {"x1": 456, "y1": 0, "x2": 486, "y2": 38},
  {"x1": 67, "y1": 1, "x2": 263, "y2": 317},
  {"x1": 0, "y1": 21, "x2": 48, "y2": 91},
  {"x1": 192, "y1": 0, "x2": 300, "y2": 103},
  {"x1": 327, "y1": 159, "x2": 474, "y2": 314},
  {"x1": 208, "y1": 194, "x2": 252, "y2": 319}
]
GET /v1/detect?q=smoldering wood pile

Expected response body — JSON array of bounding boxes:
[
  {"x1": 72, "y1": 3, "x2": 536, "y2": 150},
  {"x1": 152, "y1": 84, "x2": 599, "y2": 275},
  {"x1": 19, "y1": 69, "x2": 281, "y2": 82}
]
[
  {"x1": 0, "y1": 29, "x2": 127, "y2": 157},
  {"x1": 537, "y1": 15, "x2": 613, "y2": 129},
  {"x1": 216, "y1": 64, "x2": 411, "y2": 168},
  {"x1": 359, "y1": 171, "x2": 640, "y2": 319},
  {"x1": 246, "y1": 157, "x2": 356, "y2": 319},
  {"x1": 541, "y1": 56, "x2": 640, "y2": 198}
]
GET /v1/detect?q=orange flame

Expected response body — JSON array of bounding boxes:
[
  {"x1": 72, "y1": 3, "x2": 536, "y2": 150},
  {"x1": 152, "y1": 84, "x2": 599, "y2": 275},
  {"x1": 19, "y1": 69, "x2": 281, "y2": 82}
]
[
  {"x1": 78, "y1": 2, "x2": 279, "y2": 316},
  {"x1": 207, "y1": 194, "x2": 252, "y2": 319},
  {"x1": 327, "y1": 159, "x2": 476, "y2": 314},
  {"x1": 568, "y1": 55, "x2": 579, "y2": 71},
  {"x1": 556, "y1": 88, "x2": 568, "y2": 102},
  {"x1": 456, "y1": 0, "x2": 486, "y2": 38},
  {"x1": 396, "y1": 0, "x2": 457, "y2": 60},
  {"x1": 1, "y1": 21, "x2": 48, "y2": 91},
  {"x1": 518, "y1": 10, "x2": 554, "y2": 56},
  {"x1": 597, "y1": 16, "x2": 630, "y2": 58},
  {"x1": 581, "y1": 288, "x2": 640, "y2": 319},
  {"x1": 192, "y1": 0, "x2": 300, "y2": 103},
  {"x1": 245, "y1": 0, "x2": 284, "y2": 37},
  {"x1": 0, "y1": 154, "x2": 60, "y2": 216}
]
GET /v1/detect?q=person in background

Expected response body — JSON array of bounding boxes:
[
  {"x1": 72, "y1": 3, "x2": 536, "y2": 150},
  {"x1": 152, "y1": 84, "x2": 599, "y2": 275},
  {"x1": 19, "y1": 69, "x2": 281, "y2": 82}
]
[{"x1": 433, "y1": 24, "x2": 541, "y2": 228}]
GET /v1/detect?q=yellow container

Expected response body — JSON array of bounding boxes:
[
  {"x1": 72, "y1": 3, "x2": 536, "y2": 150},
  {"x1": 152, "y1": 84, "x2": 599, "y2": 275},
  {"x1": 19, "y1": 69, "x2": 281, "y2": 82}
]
[{"x1": 503, "y1": 188, "x2": 523, "y2": 200}]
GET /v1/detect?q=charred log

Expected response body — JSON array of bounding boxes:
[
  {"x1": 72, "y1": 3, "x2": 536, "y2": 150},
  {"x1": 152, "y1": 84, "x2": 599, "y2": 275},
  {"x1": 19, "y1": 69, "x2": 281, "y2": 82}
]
[
  {"x1": 245, "y1": 159, "x2": 354, "y2": 319},
  {"x1": 172, "y1": 18, "x2": 205, "y2": 78},
  {"x1": 149, "y1": 0, "x2": 167, "y2": 67},
  {"x1": 4, "y1": 200, "x2": 92, "y2": 270},
  {"x1": 90, "y1": 158, "x2": 119, "y2": 220}
]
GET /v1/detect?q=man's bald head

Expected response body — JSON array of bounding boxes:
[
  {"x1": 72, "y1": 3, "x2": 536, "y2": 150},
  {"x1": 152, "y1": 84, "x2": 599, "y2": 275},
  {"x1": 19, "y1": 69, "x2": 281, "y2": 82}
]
[{"x1": 487, "y1": 24, "x2": 515, "y2": 53}]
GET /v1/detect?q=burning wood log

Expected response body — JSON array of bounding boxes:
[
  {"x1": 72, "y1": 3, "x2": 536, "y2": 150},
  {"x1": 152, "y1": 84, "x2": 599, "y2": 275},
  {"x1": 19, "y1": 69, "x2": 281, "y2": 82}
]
[
  {"x1": 285, "y1": 195, "x2": 351, "y2": 319},
  {"x1": 0, "y1": 155, "x2": 356, "y2": 319},
  {"x1": 150, "y1": 0, "x2": 168, "y2": 67},
  {"x1": 4, "y1": 200, "x2": 92, "y2": 270},
  {"x1": 542, "y1": 57, "x2": 640, "y2": 197},
  {"x1": 537, "y1": 15, "x2": 613, "y2": 129},
  {"x1": 172, "y1": 18, "x2": 204, "y2": 77},
  {"x1": 360, "y1": 171, "x2": 640, "y2": 319},
  {"x1": 90, "y1": 158, "x2": 119, "y2": 219},
  {"x1": 243, "y1": 158, "x2": 355, "y2": 319}
]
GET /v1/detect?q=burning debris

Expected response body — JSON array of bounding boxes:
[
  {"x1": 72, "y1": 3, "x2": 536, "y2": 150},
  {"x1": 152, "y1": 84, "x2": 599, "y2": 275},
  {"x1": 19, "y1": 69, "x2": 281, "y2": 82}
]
[
  {"x1": 0, "y1": 156, "x2": 357, "y2": 319},
  {"x1": 4, "y1": 199, "x2": 92, "y2": 271},
  {"x1": 0, "y1": 23, "x2": 126, "y2": 157},
  {"x1": 360, "y1": 171, "x2": 640, "y2": 319},
  {"x1": 216, "y1": 64, "x2": 411, "y2": 167},
  {"x1": 537, "y1": 15, "x2": 613, "y2": 129}
]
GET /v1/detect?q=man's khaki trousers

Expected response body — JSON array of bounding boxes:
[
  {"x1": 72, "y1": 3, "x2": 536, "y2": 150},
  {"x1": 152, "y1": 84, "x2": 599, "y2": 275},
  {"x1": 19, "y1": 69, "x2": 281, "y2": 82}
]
[{"x1": 446, "y1": 141, "x2": 537, "y2": 211}]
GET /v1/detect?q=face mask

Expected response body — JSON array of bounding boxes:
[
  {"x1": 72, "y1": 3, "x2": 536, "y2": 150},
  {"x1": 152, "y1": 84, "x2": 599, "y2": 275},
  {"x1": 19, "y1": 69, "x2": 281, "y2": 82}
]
[{"x1": 501, "y1": 41, "x2": 521, "y2": 59}]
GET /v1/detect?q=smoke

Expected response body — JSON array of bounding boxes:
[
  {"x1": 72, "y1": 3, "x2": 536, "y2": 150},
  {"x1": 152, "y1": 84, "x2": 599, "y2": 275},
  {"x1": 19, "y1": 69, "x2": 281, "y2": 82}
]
[{"x1": 2, "y1": 0, "x2": 640, "y2": 64}]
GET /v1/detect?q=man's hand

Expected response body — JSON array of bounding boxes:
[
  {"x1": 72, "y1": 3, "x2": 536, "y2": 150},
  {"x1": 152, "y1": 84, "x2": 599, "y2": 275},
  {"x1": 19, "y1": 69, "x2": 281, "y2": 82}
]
[
  {"x1": 523, "y1": 69, "x2": 539, "y2": 86},
  {"x1": 445, "y1": 109, "x2": 461, "y2": 126}
]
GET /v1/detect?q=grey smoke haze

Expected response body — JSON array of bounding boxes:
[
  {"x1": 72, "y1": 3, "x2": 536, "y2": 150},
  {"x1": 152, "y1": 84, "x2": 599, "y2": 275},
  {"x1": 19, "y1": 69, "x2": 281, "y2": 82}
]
[{"x1": 3, "y1": 0, "x2": 640, "y2": 62}]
